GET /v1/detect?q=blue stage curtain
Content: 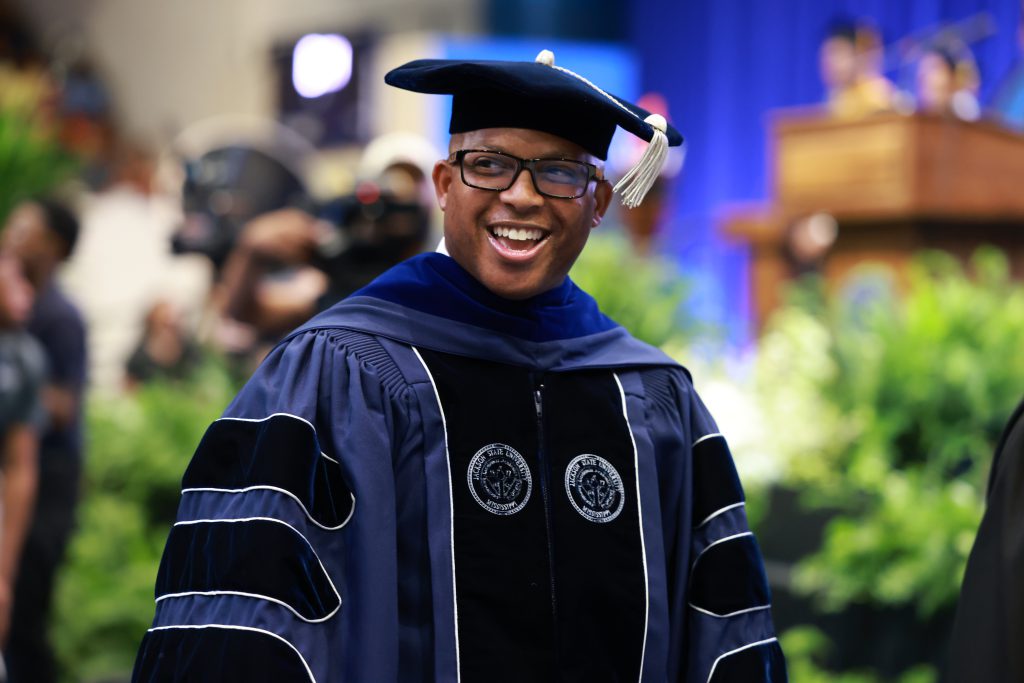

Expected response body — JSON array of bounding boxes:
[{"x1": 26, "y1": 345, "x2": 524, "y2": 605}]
[{"x1": 629, "y1": 0, "x2": 1021, "y2": 341}]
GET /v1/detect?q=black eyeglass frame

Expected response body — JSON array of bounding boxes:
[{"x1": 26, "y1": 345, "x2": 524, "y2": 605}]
[{"x1": 448, "y1": 149, "x2": 605, "y2": 199}]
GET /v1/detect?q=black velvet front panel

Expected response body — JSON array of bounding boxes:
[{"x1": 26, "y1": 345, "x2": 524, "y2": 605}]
[
  {"x1": 182, "y1": 414, "x2": 353, "y2": 528},
  {"x1": 690, "y1": 534, "x2": 770, "y2": 616},
  {"x1": 132, "y1": 626, "x2": 313, "y2": 682},
  {"x1": 418, "y1": 350, "x2": 556, "y2": 683},
  {"x1": 155, "y1": 519, "x2": 339, "y2": 621},
  {"x1": 542, "y1": 370, "x2": 646, "y2": 683},
  {"x1": 691, "y1": 435, "x2": 744, "y2": 526},
  {"x1": 417, "y1": 350, "x2": 646, "y2": 683}
]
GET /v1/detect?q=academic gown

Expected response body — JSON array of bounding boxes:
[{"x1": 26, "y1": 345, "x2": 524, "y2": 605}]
[
  {"x1": 132, "y1": 252, "x2": 786, "y2": 683},
  {"x1": 944, "y1": 398, "x2": 1024, "y2": 682}
]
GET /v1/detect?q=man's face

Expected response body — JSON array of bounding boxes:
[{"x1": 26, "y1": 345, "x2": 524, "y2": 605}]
[
  {"x1": 1, "y1": 201, "x2": 55, "y2": 288},
  {"x1": 432, "y1": 127, "x2": 612, "y2": 300}
]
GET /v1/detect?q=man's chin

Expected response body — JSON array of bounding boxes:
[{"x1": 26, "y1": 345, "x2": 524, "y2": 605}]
[{"x1": 479, "y1": 272, "x2": 552, "y2": 301}]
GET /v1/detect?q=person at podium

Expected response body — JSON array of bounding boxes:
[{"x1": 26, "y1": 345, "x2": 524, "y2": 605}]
[
  {"x1": 914, "y1": 40, "x2": 981, "y2": 121},
  {"x1": 819, "y1": 18, "x2": 897, "y2": 119}
]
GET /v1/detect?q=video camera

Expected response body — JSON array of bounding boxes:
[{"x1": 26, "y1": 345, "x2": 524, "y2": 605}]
[{"x1": 171, "y1": 145, "x2": 430, "y2": 278}]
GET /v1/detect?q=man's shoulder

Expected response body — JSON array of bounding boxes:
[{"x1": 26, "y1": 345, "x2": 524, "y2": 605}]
[
  {"x1": 30, "y1": 283, "x2": 85, "y2": 334},
  {"x1": 266, "y1": 322, "x2": 426, "y2": 400},
  {"x1": 629, "y1": 362, "x2": 694, "y2": 407}
]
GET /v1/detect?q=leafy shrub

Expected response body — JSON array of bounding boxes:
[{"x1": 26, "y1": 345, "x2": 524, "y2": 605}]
[
  {"x1": 780, "y1": 626, "x2": 934, "y2": 683},
  {"x1": 570, "y1": 232, "x2": 705, "y2": 347},
  {"x1": 52, "y1": 358, "x2": 239, "y2": 682},
  {"x1": 761, "y1": 249, "x2": 1022, "y2": 612},
  {"x1": 0, "y1": 105, "x2": 76, "y2": 222},
  {"x1": 754, "y1": 248, "x2": 1024, "y2": 680}
]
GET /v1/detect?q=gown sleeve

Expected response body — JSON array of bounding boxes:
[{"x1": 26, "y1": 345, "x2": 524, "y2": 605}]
[
  {"x1": 131, "y1": 328, "x2": 419, "y2": 683},
  {"x1": 645, "y1": 368, "x2": 788, "y2": 682},
  {"x1": 944, "y1": 399, "x2": 1024, "y2": 683}
]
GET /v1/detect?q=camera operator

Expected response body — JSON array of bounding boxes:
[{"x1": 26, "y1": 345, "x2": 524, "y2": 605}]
[
  {"x1": 214, "y1": 134, "x2": 437, "y2": 342},
  {"x1": 169, "y1": 130, "x2": 436, "y2": 370}
]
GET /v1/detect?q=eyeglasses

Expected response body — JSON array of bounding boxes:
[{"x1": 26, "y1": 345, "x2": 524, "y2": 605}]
[{"x1": 449, "y1": 149, "x2": 603, "y2": 199}]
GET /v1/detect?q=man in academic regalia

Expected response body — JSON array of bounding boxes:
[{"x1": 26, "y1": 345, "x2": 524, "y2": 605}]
[{"x1": 131, "y1": 50, "x2": 787, "y2": 683}]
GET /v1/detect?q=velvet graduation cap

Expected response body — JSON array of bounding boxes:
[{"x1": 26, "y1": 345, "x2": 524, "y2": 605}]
[{"x1": 384, "y1": 50, "x2": 684, "y2": 208}]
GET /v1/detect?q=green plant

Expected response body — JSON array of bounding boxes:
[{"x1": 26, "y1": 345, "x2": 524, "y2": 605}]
[
  {"x1": 753, "y1": 248, "x2": 1024, "y2": 680},
  {"x1": 570, "y1": 232, "x2": 705, "y2": 347},
  {"x1": 780, "y1": 626, "x2": 935, "y2": 683},
  {"x1": 52, "y1": 357, "x2": 239, "y2": 682},
  {"x1": 0, "y1": 105, "x2": 76, "y2": 223}
]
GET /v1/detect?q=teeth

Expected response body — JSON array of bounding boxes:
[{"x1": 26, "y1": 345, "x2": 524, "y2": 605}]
[{"x1": 492, "y1": 226, "x2": 543, "y2": 241}]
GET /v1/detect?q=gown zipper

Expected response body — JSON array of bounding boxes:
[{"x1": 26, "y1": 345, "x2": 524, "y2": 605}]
[{"x1": 533, "y1": 381, "x2": 560, "y2": 650}]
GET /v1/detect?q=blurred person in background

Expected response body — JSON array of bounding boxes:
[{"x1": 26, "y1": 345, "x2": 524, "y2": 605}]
[
  {"x1": 819, "y1": 18, "x2": 897, "y2": 118},
  {"x1": 0, "y1": 198, "x2": 86, "y2": 683},
  {"x1": 214, "y1": 132, "x2": 437, "y2": 341},
  {"x1": 132, "y1": 50, "x2": 785, "y2": 682},
  {"x1": 123, "y1": 299, "x2": 203, "y2": 390},
  {"x1": 0, "y1": 253, "x2": 45, "y2": 658},
  {"x1": 170, "y1": 141, "x2": 313, "y2": 370},
  {"x1": 0, "y1": 6, "x2": 57, "y2": 125},
  {"x1": 914, "y1": 40, "x2": 981, "y2": 121},
  {"x1": 54, "y1": 57, "x2": 118, "y2": 191},
  {"x1": 56, "y1": 132, "x2": 214, "y2": 393},
  {"x1": 944, "y1": 399, "x2": 1024, "y2": 682}
]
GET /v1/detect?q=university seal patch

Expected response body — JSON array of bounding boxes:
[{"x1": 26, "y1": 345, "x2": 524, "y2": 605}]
[
  {"x1": 467, "y1": 443, "x2": 532, "y2": 516},
  {"x1": 565, "y1": 454, "x2": 625, "y2": 523}
]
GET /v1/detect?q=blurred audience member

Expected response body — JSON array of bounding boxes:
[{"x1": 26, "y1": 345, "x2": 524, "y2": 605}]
[
  {"x1": 820, "y1": 18, "x2": 897, "y2": 118},
  {"x1": 0, "y1": 7, "x2": 57, "y2": 125},
  {"x1": 124, "y1": 300, "x2": 202, "y2": 390},
  {"x1": 170, "y1": 139, "x2": 314, "y2": 370},
  {"x1": 0, "y1": 198, "x2": 86, "y2": 683},
  {"x1": 915, "y1": 41, "x2": 981, "y2": 121},
  {"x1": 173, "y1": 143, "x2": 309, "y2": 276},
  {"x1": 213, "y1": 207, "x2": 329, "y2": 341},
  {"x1": 0, "y1": 254, "x2": 45, "y2": 653},
  {"x1": 57, "y1": 135, "x2": 211, "y2": 392},
  {"x1": 55, "y1": 58, "x2": 117, "y2": 190},
  {"x1": 214, "y1": 132, "x2": 437, "y2": 346}
]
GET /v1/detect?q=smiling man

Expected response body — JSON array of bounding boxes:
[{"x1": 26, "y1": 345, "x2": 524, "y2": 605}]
[{"x1": 133, "y1": 52, "x2": 786, "y2": 683}]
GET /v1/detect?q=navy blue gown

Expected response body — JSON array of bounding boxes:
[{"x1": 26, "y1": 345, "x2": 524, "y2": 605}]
[{"x1": 133, "y1": 253, "x2": 786, "y2": 682}]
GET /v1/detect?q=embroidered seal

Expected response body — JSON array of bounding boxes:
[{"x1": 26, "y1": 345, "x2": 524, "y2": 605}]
[
  {"x1": 565, "y1": 454, "x2": 625, "y2": 523},
  {"x1": 467, "y1": 443, "x2": 532, "y2": 516}
]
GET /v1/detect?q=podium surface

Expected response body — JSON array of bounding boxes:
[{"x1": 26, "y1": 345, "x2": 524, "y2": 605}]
[
  {"x1": 775, "y1": 111, "x2": 1024, "y2": 220},
  {"x1": 724, "y1": 111, "x2": 1024, "y2": 328}
]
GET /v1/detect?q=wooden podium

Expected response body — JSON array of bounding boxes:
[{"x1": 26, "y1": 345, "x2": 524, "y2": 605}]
[{"x1": 723, "y1": 111, "x2": 1024, "y2": 328}]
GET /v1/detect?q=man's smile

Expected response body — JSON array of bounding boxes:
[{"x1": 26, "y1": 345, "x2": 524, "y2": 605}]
[{"x1": 486, "y1": 223, "x2": 550, "y2": 260}]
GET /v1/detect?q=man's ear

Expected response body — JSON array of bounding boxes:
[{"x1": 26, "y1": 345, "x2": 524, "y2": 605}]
[
  {"x1": 591, "y1": 179, "x2": 613, "y2": 229},
  {"x1": 432, "y1": 160, "x2": 452, "y2": 211}
]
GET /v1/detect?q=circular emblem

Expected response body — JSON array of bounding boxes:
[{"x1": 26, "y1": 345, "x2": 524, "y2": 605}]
[
  {"x1": 565, "y1": 454, "x2": 625, "y2": 523},
  {"x1": 467, "y1": 443, "x2": 532, "y2": 516}
]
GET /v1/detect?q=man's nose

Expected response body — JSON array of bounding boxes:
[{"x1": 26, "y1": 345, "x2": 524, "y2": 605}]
[{"x1": 499, "y1": 167, "x2": 545, "y2": 209}]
